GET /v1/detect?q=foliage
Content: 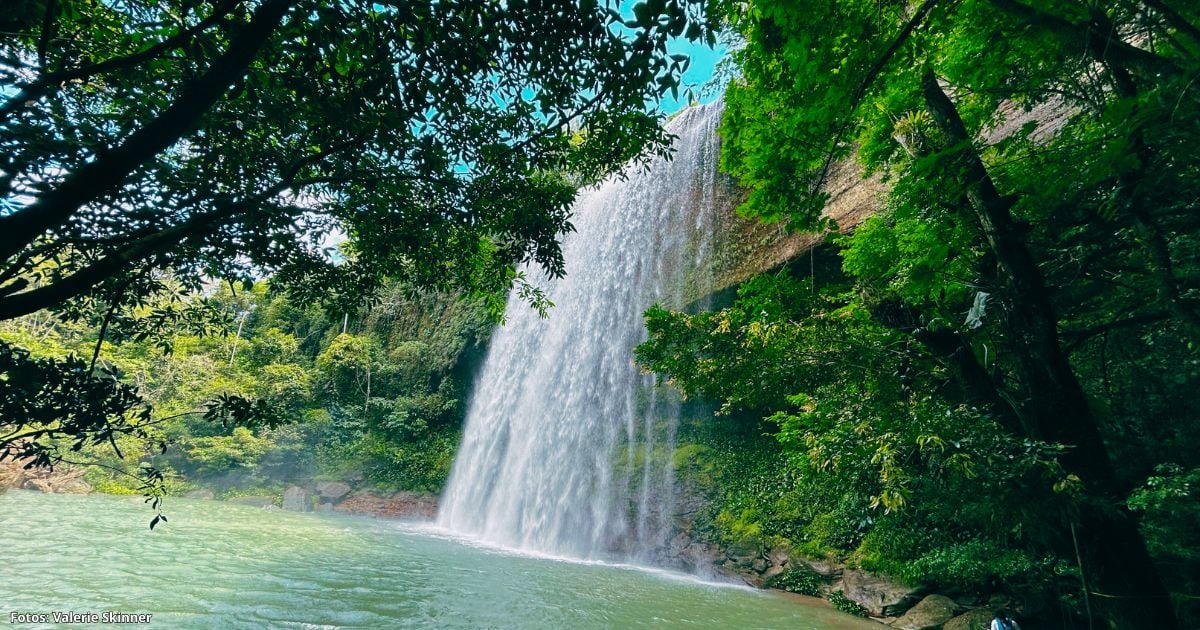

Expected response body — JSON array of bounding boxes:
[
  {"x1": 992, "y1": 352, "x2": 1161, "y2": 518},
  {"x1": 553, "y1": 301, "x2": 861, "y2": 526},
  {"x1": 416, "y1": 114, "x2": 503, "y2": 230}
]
[
  {"x1": 827, "y1": 590, "x2": 868, "y2": 618},
  {"x1": 646, "y1": 272, "x2": 1062, "y2": 593},
  {"x1": 691, "y1": 0, "x2": 1200, "y2": 625},
  {"x1": 182, "y1": 427, "x2": 272, "y2": 475},
  {"x1": 0, "y1": 277, "x2": 493, "y2": 505},
  {"x1": 0, "y1": 0, "x2": 718, "y2": 510},
  {"x1": 0, "y1": 0, "x2": 718, "y2": 320},
  {"x1": 764, "y1": 568, "x2": 823, "y2": 597},
  {"x1": 1128, "y1": 464, "x2": 1200, "y2": 603}
]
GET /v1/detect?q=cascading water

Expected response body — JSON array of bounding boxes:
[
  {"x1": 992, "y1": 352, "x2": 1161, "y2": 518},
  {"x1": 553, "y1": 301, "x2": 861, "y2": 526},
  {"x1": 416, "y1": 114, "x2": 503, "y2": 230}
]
[{"x1": 439, "y1": 102, "x2": 727, "y2": 560}]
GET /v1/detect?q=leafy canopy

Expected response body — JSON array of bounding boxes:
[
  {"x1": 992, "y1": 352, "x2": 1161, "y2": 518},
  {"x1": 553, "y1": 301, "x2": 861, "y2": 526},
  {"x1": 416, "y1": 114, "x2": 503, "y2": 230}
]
[
  {"x1": 0, "y1": 0, "x2": 716, "y2": 511},
  {"x1": 0, "y1": 0, "x2": 716, "y2": 322}
]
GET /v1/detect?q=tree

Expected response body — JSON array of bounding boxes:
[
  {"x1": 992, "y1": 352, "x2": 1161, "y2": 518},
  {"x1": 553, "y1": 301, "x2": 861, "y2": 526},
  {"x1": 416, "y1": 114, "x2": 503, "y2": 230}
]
[
  {"x1": 1, "y1": 0, "x2": 714, "y2": 319},
  {"x1": 0, "y1": 0, "x2": 715, "y2": 504},
  {"x1": 715, "y1": 0, "x2": 1199, "y2": 626},
  {"x1": 637, "y1": 270, "x2": 1069, "y2": 597}
]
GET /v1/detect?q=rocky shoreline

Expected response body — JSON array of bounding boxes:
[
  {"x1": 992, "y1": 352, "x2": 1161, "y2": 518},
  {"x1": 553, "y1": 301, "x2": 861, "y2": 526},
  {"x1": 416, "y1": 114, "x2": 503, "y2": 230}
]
[{"x1": 703, "y1": 541, "x2": 1012, "y2": 629}]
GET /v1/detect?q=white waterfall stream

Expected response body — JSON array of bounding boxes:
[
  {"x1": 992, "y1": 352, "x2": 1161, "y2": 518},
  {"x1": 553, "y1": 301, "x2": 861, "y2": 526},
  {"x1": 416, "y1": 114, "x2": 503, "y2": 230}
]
[{"x1": 438, "y1": 102, "x2": 726, "y2": 560}]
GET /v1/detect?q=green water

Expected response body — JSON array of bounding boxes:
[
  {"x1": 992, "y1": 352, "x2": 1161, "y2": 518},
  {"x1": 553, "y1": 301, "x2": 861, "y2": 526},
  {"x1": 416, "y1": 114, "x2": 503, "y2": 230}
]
[{"x1": 0, "y1": 490, "x2": 881, "y2": 629}]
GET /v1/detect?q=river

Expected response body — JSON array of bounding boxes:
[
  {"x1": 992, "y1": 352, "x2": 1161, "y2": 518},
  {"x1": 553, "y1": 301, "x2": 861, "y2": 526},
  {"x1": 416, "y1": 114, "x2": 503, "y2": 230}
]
[{"x1": 0, "y1": 490, "x2": 881, "y2": 628}]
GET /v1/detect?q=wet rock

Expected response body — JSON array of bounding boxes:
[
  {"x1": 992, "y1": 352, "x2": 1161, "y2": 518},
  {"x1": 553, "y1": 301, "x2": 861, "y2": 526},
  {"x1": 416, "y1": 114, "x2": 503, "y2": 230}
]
[
  {"x1": 987, "y1": 593, "x2": 1014, "y2": 609},
  {"x1": 228, "y1": 495, "x2": 276, "y2": 508},
  {"x1": 751, "y1": 558, "x2": 768, "y2": 573},
  {"x1": 282, "y1": 486, "x2": 310, "y2": 512},
  {"x1": 890, "y1": 594, "x2": 960, "y2": 630},
  {"x1": 669, "y1": 531, "x2": 690, "y2": 555},
  {"x1": 953, "y1": 594, "x2": 985, "y2": 607},
  {"x1": 943, "y1": 609, "x2": 994, "y2": 630},
  {"x1": 185, "y1": 489, "x2": 215, "y2": 500},
  {"x1": 719, "y1": 561, "x2": 766, "y2": 588},
  {"x1": 676, "y1": 542, "x2": 721, "y2": 573},
  {"x1": 842, "y1": 569, "x2": 924, "y2": 617},
  {"x1": 723, "y1": 552, "x2": 762, "y2": 579},
  {"x1": 333, "y1": 490, "x2": 438, "y2": 519},
  {"x1": 316, "y1": 481, "x2": 351, "y2": 500}
]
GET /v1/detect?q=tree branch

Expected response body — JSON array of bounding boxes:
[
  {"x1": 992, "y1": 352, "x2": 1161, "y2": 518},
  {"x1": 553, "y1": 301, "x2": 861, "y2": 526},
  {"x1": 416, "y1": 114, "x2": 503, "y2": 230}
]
[
  {"x1": 811, "y1": 0, "x2": 946, "y2": 202},
  {"x1": 0, "y1": 0, "x2": 295, "y2": 263},
  {"x1": 0, "y1": 139, "x2": 354, "y2": 321},
  {"x1": 0, "y1": 0, "x2": 243, "y2": 122},
  {"x1": 1140, "y1": 0, "x2": 1200, "y2": 50},
  {"x1": 37, "y1": 0, "x2": 57, "y2": 71},
  {"x1": 988, "y1": 0, "x2": 1185, "y2": 79},
  {"x1": 1062, "y1": 310, "x2": 1172, "y2": 350}
]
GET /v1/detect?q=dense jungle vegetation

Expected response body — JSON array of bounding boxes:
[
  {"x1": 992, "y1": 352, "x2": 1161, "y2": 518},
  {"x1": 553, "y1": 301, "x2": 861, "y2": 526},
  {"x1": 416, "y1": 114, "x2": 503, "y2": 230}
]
[
  {"x1": 638, "y1": 0, "x2": 1200, "y2": 628},
  {"x1": 2, "y1": 0, "x2": 1198, "y2": 628},
  {"x1": 1, "y1": 0, "x2": 713, "y2": 513},
  {"x1": 1, "y1": 280, "x2": 492, "y2": 496}
]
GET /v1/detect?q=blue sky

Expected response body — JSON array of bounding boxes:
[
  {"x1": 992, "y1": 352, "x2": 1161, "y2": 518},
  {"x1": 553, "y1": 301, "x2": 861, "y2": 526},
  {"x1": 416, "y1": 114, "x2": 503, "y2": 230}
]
[
  {"x1": 610, "y1": 0, "x2": 727, "y2": 114},
  {"x1": 658, "y1": 37, "x2": 727, "y2": 113}
]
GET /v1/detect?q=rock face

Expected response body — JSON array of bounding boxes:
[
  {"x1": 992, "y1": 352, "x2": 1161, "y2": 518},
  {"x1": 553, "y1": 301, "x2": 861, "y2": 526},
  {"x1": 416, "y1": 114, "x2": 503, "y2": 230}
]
[
  {"x1": 0, "y1": 458, "x2": 92, "y2": 495},
  {"x1": 282, "y1": 486, "x2": 310, "y2": 512},
  {"x1": 842, "y1": 569, "x2": 924, "y2": 617},
  {"x1": 333, "y1": 491, "x2": 437, "y2": 519},
  {"x1": 943, "y1": 609, "x2": 996, "y2": 630},
  {"x1": 890, "y1": 594, "x2": 961, "y2": 630},
  {"x1": 316, "y1": 481, "x2": 351, "y2": 500},
  {"x1": 0, "y1": 458, "x2": 27, "y2": 489}
]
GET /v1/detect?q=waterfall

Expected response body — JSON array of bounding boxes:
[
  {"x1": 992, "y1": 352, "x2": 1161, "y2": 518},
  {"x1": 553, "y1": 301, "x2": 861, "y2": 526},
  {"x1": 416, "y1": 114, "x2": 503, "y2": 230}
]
[{"x1": 438, "y1": 102, "x2": 726, "y2": 560}]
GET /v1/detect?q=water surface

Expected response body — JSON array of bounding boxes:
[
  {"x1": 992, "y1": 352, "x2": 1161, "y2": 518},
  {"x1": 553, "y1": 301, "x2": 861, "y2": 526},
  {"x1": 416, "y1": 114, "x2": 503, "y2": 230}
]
[{"x1": 0, "y1": 490, "x2": 881, "y2": 629}]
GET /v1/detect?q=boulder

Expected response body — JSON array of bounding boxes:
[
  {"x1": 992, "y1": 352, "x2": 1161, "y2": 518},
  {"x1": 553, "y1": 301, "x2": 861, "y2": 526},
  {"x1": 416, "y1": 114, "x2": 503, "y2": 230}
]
[
  {"x1": 762, "y1": 563, "x2": 786, "y2": 580},
  {"x1": 718, "y1": 563, "x2": 766, "y2": 588},
  {"x1": 723, "y1": 552, "x2": 760, "y2": 576},
  {"x1": 0, "y1": 458, "x2": 27, "y2": 489},
  {"x1": 842, "y1": 569, "x2": 924, "y2": 617},
  {"x1": 25, "y1": 475, "x2": 91, "y2": 494},
  {"x1": 767, "y1": 546, "x2": 791, "y2": 569},
  {"x1": 229, "y1": 495, "x2": 276, "y2": 508},
  {"x1": 316, "y1": 481, "x2": 352, "y2": 500},
  {"x1": 943, "y1": 609, "x2": 995, "y2": 630},
  {"x1": 282, "y1": 486, "x2": 310, "y2": 512},
  {"x1": 794, "y1": 555, "x2": 843, "y2": 578},
  {"x1": 890, "y1": 594, "x2": 961, "y2": 630},
  {"x1": 185, "y1": 489, "x2": 215, "y2": 500}
]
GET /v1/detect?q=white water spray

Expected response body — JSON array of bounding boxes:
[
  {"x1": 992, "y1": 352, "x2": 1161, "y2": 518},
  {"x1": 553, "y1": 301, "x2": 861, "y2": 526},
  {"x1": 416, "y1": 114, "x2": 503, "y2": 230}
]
[{"x1": 439, "y1": 102, "x2": 726, "y2": 560}]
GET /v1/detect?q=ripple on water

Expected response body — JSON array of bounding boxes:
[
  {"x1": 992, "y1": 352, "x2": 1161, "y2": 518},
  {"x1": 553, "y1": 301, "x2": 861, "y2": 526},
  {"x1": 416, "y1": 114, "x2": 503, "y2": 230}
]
[{"x1": 0, "y1": 491, "x2": 882, "y2": 629}]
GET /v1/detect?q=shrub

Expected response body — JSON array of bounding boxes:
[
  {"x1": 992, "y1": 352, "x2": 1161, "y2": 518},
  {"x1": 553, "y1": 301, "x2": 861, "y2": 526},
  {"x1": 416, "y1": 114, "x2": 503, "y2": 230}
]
[
  {"x1": 828, "y1": 590, "x2": 868, "y2": 617},
  {"x1": 765, "y1": 568, "x2": 823, "y2": 596}
]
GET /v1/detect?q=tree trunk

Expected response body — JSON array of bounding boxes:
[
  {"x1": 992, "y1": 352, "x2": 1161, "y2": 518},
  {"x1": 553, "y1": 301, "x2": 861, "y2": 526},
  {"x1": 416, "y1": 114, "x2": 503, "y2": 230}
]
[{"x1": 920, "y1": 68, "x2": 1178, "y2": 630}]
